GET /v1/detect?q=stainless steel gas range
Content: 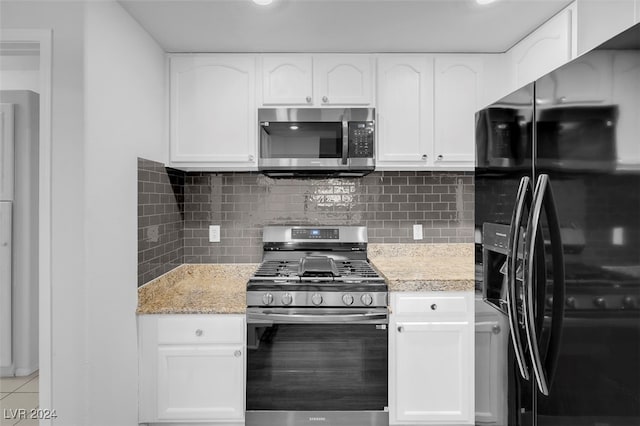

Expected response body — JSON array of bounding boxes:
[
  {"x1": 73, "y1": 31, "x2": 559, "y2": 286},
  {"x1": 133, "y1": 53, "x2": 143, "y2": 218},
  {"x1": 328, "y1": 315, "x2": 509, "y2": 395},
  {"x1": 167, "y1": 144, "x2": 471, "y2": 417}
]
[{"x1": 246, "y1": 226, "x2": 389, "y2": 426}]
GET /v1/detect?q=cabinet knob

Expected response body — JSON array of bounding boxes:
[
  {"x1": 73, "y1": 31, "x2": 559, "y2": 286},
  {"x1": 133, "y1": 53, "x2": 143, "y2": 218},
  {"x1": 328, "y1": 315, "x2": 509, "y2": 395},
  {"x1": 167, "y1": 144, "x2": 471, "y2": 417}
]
[
  {"x1": 421, "y1": 154, "x2": 428, "y2": 160},
  {"x1": 492, "y1": 325, "x2": 501, "y2": 335},
  {"x1": 322, "y1": 96, "x2": 328, "y2": 103},
  {"x1": 437, "y1": 155, "x2": 443, "y2": 160},
  {"x1": 430, "y1": 303, "x2": 438, "y2": 311},
  {"x1": 234, "y1": 350, "x2": 242, "y2": 358},
  {"x1": 306, "y1": 96, "x2": 312, "y2": 103},
  {"x1": 248, "y1": 154, "x2": 255, "y2": 162},
  {"x1": 397, "y1": 325, "x2": 404, "y2": 333},
  {"x1": 195, "y1": 329, "x2": 203, "y2": 337}
]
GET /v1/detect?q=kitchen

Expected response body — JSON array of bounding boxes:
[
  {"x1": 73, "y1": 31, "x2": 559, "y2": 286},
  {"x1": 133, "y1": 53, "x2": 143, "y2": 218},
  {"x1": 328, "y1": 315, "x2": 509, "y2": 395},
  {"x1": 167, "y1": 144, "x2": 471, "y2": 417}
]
[{"x1": 0, "y1": 1, "x2": 639, "y2": 425}]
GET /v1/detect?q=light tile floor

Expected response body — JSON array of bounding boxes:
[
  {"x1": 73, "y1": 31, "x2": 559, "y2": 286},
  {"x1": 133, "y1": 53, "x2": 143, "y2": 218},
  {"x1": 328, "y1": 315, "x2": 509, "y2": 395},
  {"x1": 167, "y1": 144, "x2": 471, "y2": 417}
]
[{"x1": 0, "y1": 372, "x2": 39, "y2": 426}]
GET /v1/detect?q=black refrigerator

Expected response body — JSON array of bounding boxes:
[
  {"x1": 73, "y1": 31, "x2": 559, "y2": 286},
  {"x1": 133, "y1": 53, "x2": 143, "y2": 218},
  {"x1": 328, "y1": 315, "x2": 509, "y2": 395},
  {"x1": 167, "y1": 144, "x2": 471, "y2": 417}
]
[{"x1": 475, "y1": 23, "x2": 640, "y2": 426}]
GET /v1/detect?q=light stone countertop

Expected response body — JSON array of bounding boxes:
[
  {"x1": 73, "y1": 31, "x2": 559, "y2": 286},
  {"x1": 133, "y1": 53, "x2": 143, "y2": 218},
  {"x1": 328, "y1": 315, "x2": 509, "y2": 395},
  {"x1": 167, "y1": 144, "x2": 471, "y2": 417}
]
[
  {"x1": 136, "y1": 264, "x2": 258, "y2": 314},
  {"x1": 368, "y1": 243, "x2": 475, "y2": 292},
  {"x1": 136, "y1": 244, "x2": 475, "y2": 314}
]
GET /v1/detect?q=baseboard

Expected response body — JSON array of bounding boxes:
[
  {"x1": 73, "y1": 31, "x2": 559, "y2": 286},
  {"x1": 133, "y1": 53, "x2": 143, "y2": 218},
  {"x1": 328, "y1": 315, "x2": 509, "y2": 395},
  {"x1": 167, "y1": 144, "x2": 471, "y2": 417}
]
[
  {"x1": 14, "y1": 365, "x2": 38, "y2": 377},
  {"x1": 0, "y1": 365, "x2": 16, "y2": 377}
]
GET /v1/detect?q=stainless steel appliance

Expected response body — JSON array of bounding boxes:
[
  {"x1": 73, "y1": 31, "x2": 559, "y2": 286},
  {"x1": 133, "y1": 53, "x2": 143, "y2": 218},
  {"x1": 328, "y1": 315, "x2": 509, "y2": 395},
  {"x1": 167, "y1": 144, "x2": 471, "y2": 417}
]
[
  {"x1": 475, "y1": 24, "x2": 640, "y2": 426},
  {"x1": 246, "y1": 226, "x2": 389, "y2": 426},
  {"x1": 258, "y1": 108, "x2": 375, "y2": 177}
]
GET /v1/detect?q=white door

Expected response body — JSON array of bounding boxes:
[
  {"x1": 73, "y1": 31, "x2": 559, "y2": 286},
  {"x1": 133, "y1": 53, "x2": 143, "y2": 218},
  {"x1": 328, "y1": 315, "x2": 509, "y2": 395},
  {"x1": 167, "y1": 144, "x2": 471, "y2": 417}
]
[
  {"x1": 157, "y1": 344, "x2": 244, "y2": 421},
  {"x1": 434, "y1": 56, "x2": 482, "y2": 168},
  {"x1": 377, "y1": 56, "x2": 434, "y2": 168},
  {"x1": 0, "y1": 104, "x2": 14, "y2": 201},
  {"x1": 262, "y1": 56, "x2": 314, "y2": 105},
  {"x1": 394, "y1": 320, "x2": 473, "y2": 424},
  {"x1": 316, "y1": 55, "x2": 373, "y2": 105},
  {"x1": 0, "y1": 202, "x2": 12, "y2": 373}
]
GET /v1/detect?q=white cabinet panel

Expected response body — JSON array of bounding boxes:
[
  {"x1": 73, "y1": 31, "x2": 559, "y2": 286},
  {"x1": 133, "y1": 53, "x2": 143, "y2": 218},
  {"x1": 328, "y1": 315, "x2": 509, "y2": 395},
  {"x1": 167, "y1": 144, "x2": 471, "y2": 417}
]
[
  {"x1": 316, "y1": 55, "x2": 373, "y2": 105},
  {"x1": 170, "y1": 55, "x2": 257, "y2": 169},
  {"x1": 0, "y1": 104, "x2": 14, "y2": 201},
  {"x1": 390, "y1": 292, "x2": 474, "y2": 425},
  {"x1": 394, "y1": 321, "x2": 472, "y2": 423},
  {"x1": 637, "y1": 0, "x2": 640, "y2": 23},
  {"x1": 612, "y1": 51, "x2": 640, "y2": 168},
  {"x1": 434, "y1": 56, "x2": 482, "y2": 168},
  {"x1": 376, "y1": 56, "x2": 434, "y2": 169},
  {"x1": 262, "y1": 55, "x2": 313, "y2": 105},
  {"x1": 510, "y1": 3, "x2": 576, "y2": 89},
  {"x1": 157, "y1": 344, "x2": 244, "y2": 421}
]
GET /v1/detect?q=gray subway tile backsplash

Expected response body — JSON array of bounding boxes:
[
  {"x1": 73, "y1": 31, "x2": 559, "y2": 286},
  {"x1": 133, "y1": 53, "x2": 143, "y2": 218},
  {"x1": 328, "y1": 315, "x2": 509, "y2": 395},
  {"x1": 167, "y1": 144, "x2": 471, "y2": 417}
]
[{"x1": 138, "y1": 157, "x2": 474, "y2": 284}]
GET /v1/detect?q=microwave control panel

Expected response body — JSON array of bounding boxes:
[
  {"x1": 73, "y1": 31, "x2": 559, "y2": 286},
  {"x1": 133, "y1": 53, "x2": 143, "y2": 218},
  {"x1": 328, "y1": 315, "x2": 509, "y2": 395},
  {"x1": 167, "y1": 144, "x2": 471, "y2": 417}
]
[{"x1": 348, "y1": 122, "x2": 375, "y2": 158}]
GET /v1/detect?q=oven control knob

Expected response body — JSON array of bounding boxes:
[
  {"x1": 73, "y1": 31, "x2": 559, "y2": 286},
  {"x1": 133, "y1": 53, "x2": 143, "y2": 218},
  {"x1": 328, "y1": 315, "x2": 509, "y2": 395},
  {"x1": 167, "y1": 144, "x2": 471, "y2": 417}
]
[
  {"x1": 262, "y1": 293, "x2": 274, "y2": 305},
  {"x1": 622, "y1": 296, "x2": 636, "y2": 309},
  {"x1": 281, "y1": 293, "x2": 293, "y2": 306},
  {"x1": 342, "y1": 294, "x2": 354, "y2": 306},
  {"x1": 565, "y1": 297, "x2": 577, "y2": 309},
  {"x1": 593, "y1": 297, "x2": 607, "y2": 309},
  {"x1": 311, "y1": 293, "x2": 323, "y2": 306},
  {"x1": 361, "y1": 293, "x2": 373, "y2": 306}
]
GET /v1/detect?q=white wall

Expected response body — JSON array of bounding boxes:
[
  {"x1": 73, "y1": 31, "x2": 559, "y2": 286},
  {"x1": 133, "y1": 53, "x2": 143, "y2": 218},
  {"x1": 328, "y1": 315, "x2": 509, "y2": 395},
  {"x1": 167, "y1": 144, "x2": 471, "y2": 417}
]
[
  {"x1": 84, "y1": 1, "x2": 166, "y2": 424},
  {"x1": 0, "y1": 54, "x2": 40, "y2": 92},
  {"x1": 0, "y1": 2, "x2": 88, "y2": 424}
]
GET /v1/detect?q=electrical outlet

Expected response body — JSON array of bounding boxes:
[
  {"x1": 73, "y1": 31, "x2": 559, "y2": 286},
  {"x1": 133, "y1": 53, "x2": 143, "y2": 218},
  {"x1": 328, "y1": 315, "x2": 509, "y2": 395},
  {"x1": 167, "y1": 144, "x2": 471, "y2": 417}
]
[
  {"x1": 612, "y1": 227, "x2": 624, "y2": 246},
  {"x1": 209, "y1": 225, "x2": 221, "y2": 243},
  {"x1": 413, "y1": 224, "x2": 423, "y2": 240}
]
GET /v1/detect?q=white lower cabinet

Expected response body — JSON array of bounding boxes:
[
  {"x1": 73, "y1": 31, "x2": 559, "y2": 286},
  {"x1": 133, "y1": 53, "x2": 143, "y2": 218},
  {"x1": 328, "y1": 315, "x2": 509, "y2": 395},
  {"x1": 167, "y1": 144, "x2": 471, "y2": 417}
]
[
  {"x1": 139, "y1": 314, "x2": 245, "y2": 425},
  {"x1": 390, "y1": 292, "x2": 474, "y2": 425}
]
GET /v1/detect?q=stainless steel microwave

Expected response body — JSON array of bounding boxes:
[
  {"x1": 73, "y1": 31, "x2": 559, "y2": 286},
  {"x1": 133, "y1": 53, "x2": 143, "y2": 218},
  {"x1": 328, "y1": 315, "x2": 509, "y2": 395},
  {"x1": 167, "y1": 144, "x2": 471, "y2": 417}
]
[{"x1": 258, "y1": 108, "x2": 375, "y2": 177}]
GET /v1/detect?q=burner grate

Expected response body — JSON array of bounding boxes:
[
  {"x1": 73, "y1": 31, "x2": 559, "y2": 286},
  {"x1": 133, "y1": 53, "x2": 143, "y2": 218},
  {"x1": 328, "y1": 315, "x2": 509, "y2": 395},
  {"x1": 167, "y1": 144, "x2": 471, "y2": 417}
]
[{"x1": 252, "y1": 259, "x2": 381, "y2": 281}]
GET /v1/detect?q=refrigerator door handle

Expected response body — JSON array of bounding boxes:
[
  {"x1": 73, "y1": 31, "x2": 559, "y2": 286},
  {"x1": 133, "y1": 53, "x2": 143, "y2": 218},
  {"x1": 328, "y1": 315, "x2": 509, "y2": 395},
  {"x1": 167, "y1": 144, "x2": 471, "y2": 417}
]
[
  {"x1": 522, "y1": 174, "x2": 565, "y2": 396},
  {"x1": 506, "y1": 176, "x2": 532, "y2": 382}
]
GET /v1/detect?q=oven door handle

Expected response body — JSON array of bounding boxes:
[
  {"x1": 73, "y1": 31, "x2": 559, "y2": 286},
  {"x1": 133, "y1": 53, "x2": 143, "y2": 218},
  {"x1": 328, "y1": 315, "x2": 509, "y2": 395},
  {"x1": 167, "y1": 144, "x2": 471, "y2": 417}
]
[{"x1": 247, "y1": 310, "x2": 388, "y2": 325}]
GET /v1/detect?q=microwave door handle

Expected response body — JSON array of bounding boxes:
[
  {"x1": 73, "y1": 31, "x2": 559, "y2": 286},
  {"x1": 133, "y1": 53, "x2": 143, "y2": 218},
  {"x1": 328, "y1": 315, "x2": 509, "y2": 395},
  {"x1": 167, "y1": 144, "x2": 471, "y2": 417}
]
[
  {"x1": 507, "y1": 176, "x2": 532, "y2": 382},
  {"x1": 342, "y1": 121, "x2": 349, "y2": 165}
]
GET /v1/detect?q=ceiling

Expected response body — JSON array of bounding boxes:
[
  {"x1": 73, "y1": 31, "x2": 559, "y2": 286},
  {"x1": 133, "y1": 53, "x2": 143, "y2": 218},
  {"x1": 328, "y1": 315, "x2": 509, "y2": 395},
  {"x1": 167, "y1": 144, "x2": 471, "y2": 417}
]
[{"x1": 118, "y1": 0, "x2": 574, "y2": 54}]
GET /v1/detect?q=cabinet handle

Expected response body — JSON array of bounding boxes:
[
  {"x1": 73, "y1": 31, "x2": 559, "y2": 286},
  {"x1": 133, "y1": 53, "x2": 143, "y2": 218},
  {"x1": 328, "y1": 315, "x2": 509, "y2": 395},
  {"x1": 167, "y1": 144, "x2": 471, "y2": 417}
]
[
  {"x1": 437, "y1": 155, "x2": 443, "y2": 161},
  {"x1": 322, "y1": 96, "x2": 328, "y2": 103},
  {"x1": 421, "y1": 154, "x2": 428, "y2": 160},
  {"x1": 234, "y1": 350, "x2": 242, "y2": 358},
  {"x1": 397, "y1": 325, "x2": 404, "y2": 333},
  {"x1": 306, "y1": 96, "x2": 312, "y2": 103},
  {"x1": 430, "y1": 304, "x2": 438, "y2": 311},
  {"x1": 195, "y1": 329, "x2": 203, "y2": 337}
]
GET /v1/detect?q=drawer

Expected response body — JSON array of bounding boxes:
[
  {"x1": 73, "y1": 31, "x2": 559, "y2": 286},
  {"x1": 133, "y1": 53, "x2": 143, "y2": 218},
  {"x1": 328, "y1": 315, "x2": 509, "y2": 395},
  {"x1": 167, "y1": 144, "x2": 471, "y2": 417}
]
[
  {"x1": 393, "y1": 294, "x2": 469, "y2": 315},
  {"x1": 157, "y1": 315, "x2": 244, "y2": 344}
]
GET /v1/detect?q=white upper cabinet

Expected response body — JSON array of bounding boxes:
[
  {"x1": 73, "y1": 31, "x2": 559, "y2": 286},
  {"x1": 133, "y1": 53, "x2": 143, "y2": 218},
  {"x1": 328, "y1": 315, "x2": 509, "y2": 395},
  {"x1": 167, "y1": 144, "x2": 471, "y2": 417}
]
[
  {"x1": 376, "y1": 55, "x2": 434, "y2": 169},
  {"x1": 434, "y1": 56, "x2": 483, "y2": 168},
  {"x1": 260, "y1": 54, "x2": 374, "y2": 106},
  {"x1": 261, "y1": 55, "x2": 314, "y2": 105},
  {"x1": 170, "y1": 55, "x2": 257, "y2": 170},
  {"x1": 637, "y1": 0, "x2": 640, "y2": 23},
  {"x1": 612, "y1": 51, "x2": 640, "y2": 168},
  {"x1": 509, "y1": 2, "x2": 577, "y2": 90},
  {"x1": 315, "y1": 55, "x2": 374, "y2": 105}
]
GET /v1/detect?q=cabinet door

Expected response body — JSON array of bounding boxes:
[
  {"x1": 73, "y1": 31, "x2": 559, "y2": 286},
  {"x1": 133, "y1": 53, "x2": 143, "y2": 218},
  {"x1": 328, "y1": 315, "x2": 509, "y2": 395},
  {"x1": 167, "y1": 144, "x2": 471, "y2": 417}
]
[
  {"x1": 510, "y1": 3, "x2": 575, "y2": 88},
  {"x1": 637, "y1": 0, "x2": 640, "y2": 23},
  {"x1": 170, "y1": 55, "x2": 257, "y2": 168},
  {"x1": 377, "y1": 56, "x2": 434, "y2": 169},
  {"x1": 262, "y1": 55, "x2": 313, "y2": 105},
  {"x1": 475, "y1": 313, "x2": 508, "y2": 425},
  {"x1": 0, "y1": 104, "x2": 14, "y2": 201},
  {"x1": 434, "y1": 56, "x2": 481, "y2": 169},
  {"x1": 612, "y1": 51, "x2": 640, "y2": 168},
  {"x1": 157, "y1": 344, "x2": 244, "y2": 421},
  {"x1": 316, "y1": 55, "x2": 373, "y2": 105},
  {"x1": 393, "y1": 320, "x2": 473, "y2": 424}
]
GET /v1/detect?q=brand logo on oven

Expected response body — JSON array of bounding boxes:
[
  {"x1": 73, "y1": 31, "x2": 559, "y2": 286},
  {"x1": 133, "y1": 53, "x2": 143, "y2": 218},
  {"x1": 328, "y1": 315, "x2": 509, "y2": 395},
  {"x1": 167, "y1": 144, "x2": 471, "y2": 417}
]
[{"x1": 309, "y1": 417, "x2": 327, "y2": 422}]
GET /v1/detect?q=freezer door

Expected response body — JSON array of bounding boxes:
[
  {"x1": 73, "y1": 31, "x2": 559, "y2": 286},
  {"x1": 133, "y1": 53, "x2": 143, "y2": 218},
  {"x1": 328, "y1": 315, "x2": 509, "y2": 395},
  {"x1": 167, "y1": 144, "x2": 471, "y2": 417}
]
[
  {"x1": 0, "y1": 104, "x2": 14, "y2": 201},
  {"x1": 0, "y1": 202, "x2": 12, "y2": 371}
]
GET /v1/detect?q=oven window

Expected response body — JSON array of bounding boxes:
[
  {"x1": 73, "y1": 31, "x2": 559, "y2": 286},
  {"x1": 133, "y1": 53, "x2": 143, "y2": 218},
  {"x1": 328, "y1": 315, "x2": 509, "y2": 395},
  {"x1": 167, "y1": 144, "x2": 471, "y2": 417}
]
[
  {"x1": 246, "y1": 323, "x2": 388, "y2": 411},
  {"x1": 260, "y1": 122, "x2": 343, "y2": 159}
]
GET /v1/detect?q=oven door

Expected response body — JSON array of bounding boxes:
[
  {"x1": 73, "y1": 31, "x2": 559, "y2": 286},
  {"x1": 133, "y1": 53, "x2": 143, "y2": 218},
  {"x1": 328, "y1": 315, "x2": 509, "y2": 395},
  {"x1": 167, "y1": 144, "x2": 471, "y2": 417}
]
[{"x1": 246, "y1": 307, "x2": 389, "y2": 426}]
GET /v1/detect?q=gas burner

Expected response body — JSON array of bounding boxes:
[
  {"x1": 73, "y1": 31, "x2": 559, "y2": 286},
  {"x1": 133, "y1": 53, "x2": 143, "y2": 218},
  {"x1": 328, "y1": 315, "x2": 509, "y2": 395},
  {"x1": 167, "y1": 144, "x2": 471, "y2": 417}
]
[{"x1": 247, "y1": 226, "x2": 387, "y2": 308}]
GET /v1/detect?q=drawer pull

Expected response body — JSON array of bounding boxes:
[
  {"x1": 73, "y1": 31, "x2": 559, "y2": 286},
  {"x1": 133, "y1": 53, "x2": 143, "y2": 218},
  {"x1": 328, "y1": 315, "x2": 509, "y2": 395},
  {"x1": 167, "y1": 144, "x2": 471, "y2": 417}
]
[
  {"x1": 430, "y1": 304, "x2": 438, "y2": 311},
  {"x1": 195, "y1": 329, "x2": 203, "y2": 337},
  {"x1": 397, "y1": 325, "x2": 404, "y2": 333},
  {"x1": 234, "y1": 350, "x2": 242, "y2": 358}
]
